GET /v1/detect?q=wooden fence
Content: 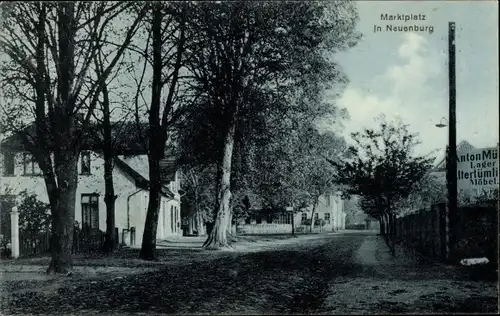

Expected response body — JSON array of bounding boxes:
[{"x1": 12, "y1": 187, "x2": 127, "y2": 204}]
[
  {"x1": 394, "y1": 202, "x2": 498, "y2": 264},
  {"x1": 17, "y1": 227, "x2": 119, "y2": 258}
]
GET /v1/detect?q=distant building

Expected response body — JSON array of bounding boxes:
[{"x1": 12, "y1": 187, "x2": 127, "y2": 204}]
[
  {"x1": 365, "y1": 216, "x2": 379, "y2": 231},
  {"x1": 237, "y1": 193, "x2": 346, "y2": 235}
]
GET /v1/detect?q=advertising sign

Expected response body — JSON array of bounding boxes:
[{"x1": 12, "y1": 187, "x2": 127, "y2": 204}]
[{"x1": 457, "y1": 147, "x2": 499, "y2": 192}]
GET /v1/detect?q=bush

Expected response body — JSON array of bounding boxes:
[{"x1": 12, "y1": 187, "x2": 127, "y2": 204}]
[
  {"x1": 0, "y1": 235, "x2": 11, "y2": 259},
  {"x1": 18, "y1": 190, "x2": 51, "y2": 235},
  {"x1": 0, "y1": 247, "x2": 12, "y2": 259},
  {"x1": 17, "y1": 190, "x2": 51, "y2": 254}
]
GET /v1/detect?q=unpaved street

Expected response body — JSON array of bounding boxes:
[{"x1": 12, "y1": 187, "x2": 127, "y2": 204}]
[{"x1": 1, "y1": 231, "x2": 497, "y2": 315}]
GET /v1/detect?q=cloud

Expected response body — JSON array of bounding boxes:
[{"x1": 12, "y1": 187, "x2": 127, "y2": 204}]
[{"x1": 335, "y1": 32, "x2": 447, "y2": 156}]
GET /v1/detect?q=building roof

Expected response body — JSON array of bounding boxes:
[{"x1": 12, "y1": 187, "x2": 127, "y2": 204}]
[
  {"x1": 1, "y1": 121, "x2": 178, "y2": 199},
  {"x1": 434, "y1": 140, "x2": 475, "y2": 170},
  {"x1": 114, "y1": 157, "x2": 175, "y2": 198}
]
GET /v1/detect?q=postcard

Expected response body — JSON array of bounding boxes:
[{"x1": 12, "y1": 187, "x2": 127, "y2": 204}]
[{"x1": 0, "y1": 1, "x2": 498, "y2": 315}]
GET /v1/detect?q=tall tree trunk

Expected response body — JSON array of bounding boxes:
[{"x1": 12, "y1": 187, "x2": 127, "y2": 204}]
[
  {"x1": 196, "y1": 209, "x2": 205, "y2": 236},
  {"x1": 103, "y1": 153, "x2": 116, "y2": 253},
  {"x1": 203, "y1": 121, "x2": 236, "y2": 250},
  {"x1": 101, "y1": 82, "x2": 117, "y2": 254},
  {"x1": 391, "y1": 213, "x2": 397, "y2": 236},
  {"x1": 310, "y1": 197, "x2": 318, "y2": 232},
  {"x1": 47, "y1": 154, "x2": 78, "y2": 274},
  {"x1": 378, "y1": 217, "x2": 384, "y2": 235},
  {"x1": 47, "y1": 2, "x2": 78, "y2": 274},
  {"x1": 384, "y1": 212, "x2": 391, "y2": 236},
  {"x1": 291, "y1": 211, "x2": 295, "y2": 236},
  {"x1": 140, "y1": 157, "x2": 162, "y2": 260},
  {"x1": 187, "y1": 215, "x2": 194, "y2": 235},
  {"x1": 380, "y1": 215, "x2": 386, "y2": 236},
  {"x1": 193, "y1": 186, "x2": 205, "y2": 236},
  {"x1": 139, "y1": 3, "x2": 164, "y2": 261},
  {"x1": 226, "y1": 210, "x2": 233, "y2": 236},
  {"x1": 388, "y1": 212, "x2": 394, "y2": 236}
]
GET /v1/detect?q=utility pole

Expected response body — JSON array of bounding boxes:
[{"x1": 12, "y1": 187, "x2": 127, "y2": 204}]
[{"x1": 447, "y1": 21, "x2": 458, "y2": 262}]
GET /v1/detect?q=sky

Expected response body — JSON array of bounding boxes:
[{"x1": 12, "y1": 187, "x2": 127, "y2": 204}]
[{"x1": 330, "y1": 1, "x2": 499, "y2": 161}]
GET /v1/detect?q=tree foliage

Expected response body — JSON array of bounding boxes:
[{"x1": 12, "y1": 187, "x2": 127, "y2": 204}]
[
  {"x1": 331, "y1": 117, "x2": 434, "y2": 231},
  {"x1": 17, "y1": 190, "x2": 51, "y2": 235},
  {"x1": 177, "y1": 1, "x2": 359, "y2": 248}
]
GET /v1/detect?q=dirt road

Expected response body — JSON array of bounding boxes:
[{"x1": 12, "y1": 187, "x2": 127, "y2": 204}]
[{"x1": 1, "y1": 231, "x2": 497, "y2": 315}]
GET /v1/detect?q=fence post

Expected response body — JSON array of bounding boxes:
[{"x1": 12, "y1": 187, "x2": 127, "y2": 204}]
[
  {"x1": 438, "y1": 203, "x2": 449, "y2": 261},
  {"x1": 10, "y1": 206, "x2": 19, "y2": 259},
  {"x1": 431, "y1": 205, "x2": 437, "y2": 258},
  {"x1": 123, "y1": 229, "x2": 130, "y2": 246}
]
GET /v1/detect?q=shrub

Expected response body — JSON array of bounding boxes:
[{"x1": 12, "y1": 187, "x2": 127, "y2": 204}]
[{"x1": 18, "y1": 190, "x2": 51, "y2": 235}]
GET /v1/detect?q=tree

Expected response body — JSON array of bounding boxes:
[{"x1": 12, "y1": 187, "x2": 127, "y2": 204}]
[
  {"x1": 301, "y1": 129, "x2": 348, "y2": 232},
  {"x1": 179, "y1": 164, "x2": 218, "y2": 236},
  {"x1": 331, "y1": 117, "x2": 434, "y2": 237},
  {"x1": 184, "y1": 1, "x2": 360, "y2": 249},
  {"x1": 124, "y1": 2, "x2": 193, "y2": 260},
  {"x1": 87, "y1": 50, "x2": 140, "y2": 253},
  {"x1": 0, "y1": 2, "x2": 145, "y2": 273},
  {"x1": 17, "y1": 190, "x2": 51, "y2": 254}
]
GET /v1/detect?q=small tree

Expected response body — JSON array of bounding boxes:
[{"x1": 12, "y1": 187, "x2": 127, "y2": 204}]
[
  {"x1": 331, "y1": 117, "x2": 434, "y2": 237},
  {"x1": 17, "y1": 190, "x2": 51, "y2": 235},
  {"x1": 17, "y1": 190, "x2": 51, "y2": 254}
]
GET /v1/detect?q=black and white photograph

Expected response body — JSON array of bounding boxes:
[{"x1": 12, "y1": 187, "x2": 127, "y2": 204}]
[{"x1": 0, "y1": 1, "x2": 498, "y2": 315}]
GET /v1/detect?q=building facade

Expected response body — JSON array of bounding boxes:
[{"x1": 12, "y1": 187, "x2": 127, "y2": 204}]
[
  {"x1": 0, "y1": 146, "x2": 182, "y2": 247},
  {"x1": 237, "y1": 193, "x2": 346, "y2": 235}
]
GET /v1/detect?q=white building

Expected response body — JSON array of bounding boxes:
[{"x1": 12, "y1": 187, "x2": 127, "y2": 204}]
[
  {"x1": 0, "y1": 130, "x2": 182, "y2": 247},
  {"x1": 237, "y1": 193, "x2": 346, "y2": 235}
]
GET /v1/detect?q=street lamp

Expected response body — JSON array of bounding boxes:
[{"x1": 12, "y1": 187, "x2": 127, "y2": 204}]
[{"x1": 435, "y1": 117, "x2": 448, "y2": 128}]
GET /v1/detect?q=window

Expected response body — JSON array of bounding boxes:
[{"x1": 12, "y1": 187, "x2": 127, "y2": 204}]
[
  {"x1": 174, "y1": 207, "x2": 178, "y2": 232},
  {"x1": 81, "y1": 151, "x2": 91, "y2": 175},
  {"x1": 81, "y1": 194, "x2": 99, "y2": 229},
  {"x1": 324, "y1": 213, "x2": 331, "y2": 223},
  {"x1": 176, "y1": 207, "x2": 181, "y2": 230},
  {"x1": 301, "y1": 213, "x2": 307, "y2": 224},
  {"x1": 314, "y1": 213, "x2": 319, "y2": 220},
  {"x1": 3, "y1": 153, "x2": 15, "y2": 176},
  {"x1": 163, "y1": 202, "x2": 166, "y2": 228},
  {"x1": 281, "y1": 213, "x2": 292, "y2": 224},
  {"x1": 170, "y1": 206, "x2": 174, "y2": 233},
  {"x1": 23, "y1": 153, "x2": 41, "y2": 176}
]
